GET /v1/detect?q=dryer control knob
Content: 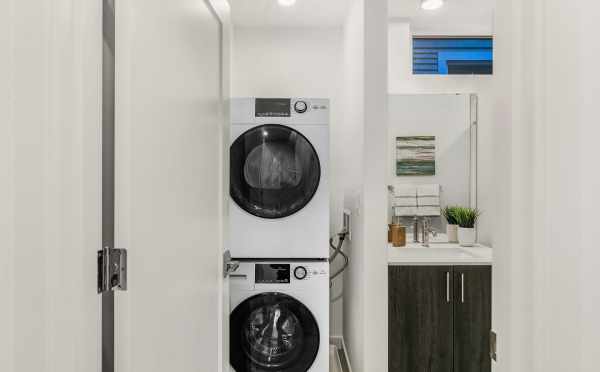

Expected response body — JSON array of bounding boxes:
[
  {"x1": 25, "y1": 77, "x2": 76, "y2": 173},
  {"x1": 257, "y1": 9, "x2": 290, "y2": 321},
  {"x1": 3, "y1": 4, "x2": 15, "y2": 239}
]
[
  {"x1": 294, "y1": 101, "x2": 308, "y2": 114},
  {"x1": 294, "y1": 266, "x2": 308, "y2": 280}
]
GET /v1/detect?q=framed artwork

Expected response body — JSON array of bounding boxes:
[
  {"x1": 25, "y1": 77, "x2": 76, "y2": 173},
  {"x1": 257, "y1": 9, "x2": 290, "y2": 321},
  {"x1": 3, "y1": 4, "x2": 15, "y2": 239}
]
[{"x1": 396, "y1": 136, "x2": 436, "y2": 176}]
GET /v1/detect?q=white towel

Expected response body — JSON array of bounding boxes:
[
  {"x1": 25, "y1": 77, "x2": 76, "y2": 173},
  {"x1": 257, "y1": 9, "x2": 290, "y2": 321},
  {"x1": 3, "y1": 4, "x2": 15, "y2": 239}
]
[
  {"x1": 416, "y1": 184, "x2": 440, "y2": 216},
  {"x1": 417, "y1": 184, "x2": 440, "y2": 197},
  {"x1": 394, "y1": 184, "x2": 417, "y2": 198},
  {"x1": 418, "y1": 206, "x2": 441, "y2": 217},
  {"x1": 393, "y1": 196, "x2": 417, "y2": 207},
  {"x1": 418, "y1": 196, "x2": 440, "y2": 206},
  {"x1": 394, "y1": 206, "x2": 418, "y2": 217}
]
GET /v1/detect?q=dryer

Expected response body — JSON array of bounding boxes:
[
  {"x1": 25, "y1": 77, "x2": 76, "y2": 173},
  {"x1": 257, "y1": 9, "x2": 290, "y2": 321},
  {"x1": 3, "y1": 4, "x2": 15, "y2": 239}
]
[
  {"x1": 230, "y1": 98, "x2": 329, "y2": 259},
  {"x1": 229, "y1": 261, "x2": 329, "y2": 372}
]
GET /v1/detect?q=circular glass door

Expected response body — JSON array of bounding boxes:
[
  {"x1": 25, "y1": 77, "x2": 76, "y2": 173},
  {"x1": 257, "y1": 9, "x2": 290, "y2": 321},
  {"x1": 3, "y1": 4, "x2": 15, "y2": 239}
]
[
  {"x1": 230, "y1": 293, "x2": 320, "y2": 372},
  {"x1": 230, "y1": 124, "x2": 321, "y2": 219}
]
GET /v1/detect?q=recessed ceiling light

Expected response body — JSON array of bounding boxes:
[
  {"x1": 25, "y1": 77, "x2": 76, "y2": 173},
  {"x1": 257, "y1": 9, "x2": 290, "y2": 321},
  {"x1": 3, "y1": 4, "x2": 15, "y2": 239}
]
[
  {"x1": 421, "y1": 0, "x2": 445, "y2": 10},
  {"x1": 278, "y1": 0, "x2": 297, "y2": 7}
]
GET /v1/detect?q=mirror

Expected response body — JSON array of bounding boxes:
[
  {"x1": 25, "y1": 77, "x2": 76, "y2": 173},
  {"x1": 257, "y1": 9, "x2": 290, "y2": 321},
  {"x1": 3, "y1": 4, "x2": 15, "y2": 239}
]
[{"x1": 387, "y1": 93, "x2": 477, "y2": 242}]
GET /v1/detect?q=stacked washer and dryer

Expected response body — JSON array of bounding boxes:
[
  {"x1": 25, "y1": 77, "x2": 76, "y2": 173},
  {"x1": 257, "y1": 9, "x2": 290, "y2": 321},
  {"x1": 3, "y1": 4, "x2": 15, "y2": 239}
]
[{"x1": 229, "y1": 98, "x2": 330, "y2": 372}]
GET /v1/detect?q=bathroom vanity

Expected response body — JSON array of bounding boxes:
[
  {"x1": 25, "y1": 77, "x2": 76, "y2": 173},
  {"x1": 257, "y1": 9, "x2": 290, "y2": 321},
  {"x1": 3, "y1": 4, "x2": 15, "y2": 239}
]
[{"x1": 387, "y1": 244, "x2": 492, "y2": 372}]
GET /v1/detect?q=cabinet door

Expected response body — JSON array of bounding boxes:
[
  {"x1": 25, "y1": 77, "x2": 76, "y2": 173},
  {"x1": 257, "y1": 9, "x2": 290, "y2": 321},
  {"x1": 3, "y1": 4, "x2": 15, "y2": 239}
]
[
  {"x1": 389, "y1": 266, "x2": 454, "y2": 372},
  {"x1": 453, "y1": 266, "x2": 492, "y2": 372}
]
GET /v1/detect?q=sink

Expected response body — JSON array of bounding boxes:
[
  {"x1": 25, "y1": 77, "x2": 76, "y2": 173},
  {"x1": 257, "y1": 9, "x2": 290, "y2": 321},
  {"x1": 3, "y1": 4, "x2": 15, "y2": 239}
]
[
  {"x1": 393, "y1": 247, "x2": 477, "y2": 259},
  {"x1": 388, "y1": 243, "x2": 493, "y2": 265}
]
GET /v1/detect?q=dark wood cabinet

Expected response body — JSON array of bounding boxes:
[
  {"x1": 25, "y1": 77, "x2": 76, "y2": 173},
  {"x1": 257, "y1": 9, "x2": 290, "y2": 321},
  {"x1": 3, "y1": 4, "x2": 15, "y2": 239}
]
[
  {"x1": 388, "y1": 266, "x2": 453, "y2": 372},
  {"x1": 453, "y1": 266, "x2": 492, "y2": 372},
  {"x1": 388, "y1": 265, "x2": 491, "y2": 372}
]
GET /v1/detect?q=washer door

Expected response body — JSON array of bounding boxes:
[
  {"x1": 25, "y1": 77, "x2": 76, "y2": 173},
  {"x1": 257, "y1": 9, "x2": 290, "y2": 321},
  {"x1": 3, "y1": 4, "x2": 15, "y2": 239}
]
[
  {"x1": 230, "y1": 124, "x2": 321, "y2": 219},
  {"x1": 230, "y1": 293, "x2": 320, "y2": 372}
]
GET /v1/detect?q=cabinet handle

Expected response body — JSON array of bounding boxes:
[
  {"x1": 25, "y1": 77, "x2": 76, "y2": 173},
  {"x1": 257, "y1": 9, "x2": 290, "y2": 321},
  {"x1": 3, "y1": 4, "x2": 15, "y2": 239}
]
[
  {"x1": 446, "y1": 272, "x2": 450, "y2": 303},
  {"x1": 461, "y1": 273, "x2": 465, "y2": 303}
]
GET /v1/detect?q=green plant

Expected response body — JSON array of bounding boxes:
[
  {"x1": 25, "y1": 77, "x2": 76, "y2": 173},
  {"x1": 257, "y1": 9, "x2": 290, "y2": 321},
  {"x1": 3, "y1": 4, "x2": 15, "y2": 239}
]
[
  {"x1": 452, "y1": 207, "x2": 481, "y2": 228},
  {"x1": 442, "y1": 206, "x2": 460, "y2": 225}
]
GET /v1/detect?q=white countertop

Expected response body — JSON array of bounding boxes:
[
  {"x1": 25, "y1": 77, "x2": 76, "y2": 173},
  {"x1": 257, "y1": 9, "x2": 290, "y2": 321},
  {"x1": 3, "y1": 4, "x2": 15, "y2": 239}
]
[{"x1": 388, "y1": 242, "x2": 493, "y2": 266}]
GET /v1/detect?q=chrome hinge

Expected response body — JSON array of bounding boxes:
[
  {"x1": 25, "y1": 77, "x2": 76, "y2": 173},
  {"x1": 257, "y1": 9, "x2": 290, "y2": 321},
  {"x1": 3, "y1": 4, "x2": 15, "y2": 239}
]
[
  {"x1": 490, "y1": 330, "x2": 497, "y2": 362},
  {"x1": 97, "y1": 246, "x2": 127, "y2": 293},
  {"x1": 223, "y1": 251, "x2": 239, "y2": 278}
]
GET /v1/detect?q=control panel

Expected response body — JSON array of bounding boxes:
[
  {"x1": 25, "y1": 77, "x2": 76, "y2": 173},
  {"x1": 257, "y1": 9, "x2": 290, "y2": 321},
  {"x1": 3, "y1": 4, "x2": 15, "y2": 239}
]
[
  {"x1": 255, "y1": 264, "x2": 290, "y2": 284},
  {"x1": 255, "y1": 98, "x2": 291, "y2": 117},
  {"x1": 253, "y1": 98, "x2": 328, "y2": 118},
  {"x1": 252, "y1": 263, "x2": 327, "y2": 284},
  {"x1": 292, "y1": 264, "x2": 328, "y2": 280}
]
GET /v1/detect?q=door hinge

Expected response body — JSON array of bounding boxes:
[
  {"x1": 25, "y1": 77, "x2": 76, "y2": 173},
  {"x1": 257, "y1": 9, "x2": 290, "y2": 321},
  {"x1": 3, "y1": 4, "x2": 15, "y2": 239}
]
[
  {"x1": 223, "y1": 251, "x2": 239, "y2": 278},
  {"x1": 490, "y1": 330, "x2": 497, "y2": 362},
  {"x1": 98, "y1": 246, "x2": 127, "y2": 293}
]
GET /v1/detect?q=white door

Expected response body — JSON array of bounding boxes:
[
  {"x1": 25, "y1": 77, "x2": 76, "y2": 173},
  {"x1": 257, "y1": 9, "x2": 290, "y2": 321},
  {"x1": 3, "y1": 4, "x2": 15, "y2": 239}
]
[
  {"x1": 1, "y1": 1, "x2": 102, "y2": 372},
  {"x1": 114, "y1": 0, "x2": 229, "y2": 371}
]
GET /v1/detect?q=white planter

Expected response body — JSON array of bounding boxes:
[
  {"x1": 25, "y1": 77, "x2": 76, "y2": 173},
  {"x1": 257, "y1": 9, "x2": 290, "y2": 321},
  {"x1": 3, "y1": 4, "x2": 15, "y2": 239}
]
[
  {"x1": 446, "y1": 224, "x2": 459, "y2": 243},
  {"x1": 458, "y1": 227, "x2": 476, "y2": 247}
]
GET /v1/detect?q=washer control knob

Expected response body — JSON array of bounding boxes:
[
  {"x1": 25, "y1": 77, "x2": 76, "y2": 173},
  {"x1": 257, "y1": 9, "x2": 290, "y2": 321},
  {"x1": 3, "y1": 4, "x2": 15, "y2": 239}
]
[
  {"x1": 294, "y1": 266, "x2": 308, "y2": 280},
  {"x1": 294, "y1": 101, "x2": 308, "y2": 114}
]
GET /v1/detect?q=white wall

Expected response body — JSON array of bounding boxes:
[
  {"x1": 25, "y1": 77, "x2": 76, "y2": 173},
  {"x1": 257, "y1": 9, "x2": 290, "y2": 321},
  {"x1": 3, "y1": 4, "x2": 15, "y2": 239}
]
[
  {"x1": 341, "y1": 0, "x2": 366, "y2": 369},
  {"x1": 230, "y1": 26, "x2": 347, "y2": 335},
  {"x1": 0, "y1": 1, "x2": 102, "y2": 371},
  {"x1": 361, "y1": 0, "x2": 389, "y2": 371},
  {"x1": 388, "y1": 21, "x2": 494, "y2": 244},
  {"x1": 493, "y1": 1, "x2": 600, "y2": 371},
  {"x1": 341, "y1": 0, "x2": 389, "y2": 371}
]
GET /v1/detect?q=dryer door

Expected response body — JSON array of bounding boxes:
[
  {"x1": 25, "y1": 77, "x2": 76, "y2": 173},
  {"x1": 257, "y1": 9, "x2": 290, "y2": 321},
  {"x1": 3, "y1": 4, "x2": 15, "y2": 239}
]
[
  {"x1": 230, "y1": 124, "x2": 321, "y2": 219},
  {"x1": 230, "y1": 293, "x2": 320, "y2": 372}
]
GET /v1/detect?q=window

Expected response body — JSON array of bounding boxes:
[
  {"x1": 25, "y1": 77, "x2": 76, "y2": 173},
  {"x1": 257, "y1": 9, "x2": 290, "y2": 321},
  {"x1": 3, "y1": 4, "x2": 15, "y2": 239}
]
[{"x1": 413, "y1": 37, "x2": 493, "y2": 75}]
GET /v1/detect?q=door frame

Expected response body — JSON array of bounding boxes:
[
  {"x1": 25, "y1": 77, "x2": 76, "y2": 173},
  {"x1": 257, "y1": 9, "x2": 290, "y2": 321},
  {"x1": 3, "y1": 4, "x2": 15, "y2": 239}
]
[
  {"x1": 101, "y1": 1, "x2": 116, "y2": 371},
  {"x1": 205, "y1": 1, "x2": 233, "y2": 371}
]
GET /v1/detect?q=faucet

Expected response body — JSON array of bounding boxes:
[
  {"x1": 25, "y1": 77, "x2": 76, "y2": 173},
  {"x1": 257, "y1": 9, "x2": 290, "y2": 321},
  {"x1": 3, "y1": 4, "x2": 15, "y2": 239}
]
[
  {"x1": 421, "y1": 217, "x2": 438, "y2": 247},
  {"x1": 412, "y1": 216, "x2": 420, "y2": 243}
]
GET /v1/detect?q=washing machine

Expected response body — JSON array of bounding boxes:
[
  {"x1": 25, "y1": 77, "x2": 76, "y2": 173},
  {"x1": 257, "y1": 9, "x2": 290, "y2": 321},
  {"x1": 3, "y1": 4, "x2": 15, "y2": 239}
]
[
  {"x1": 229, "y1": 261, "x2": 329, "y2": 372},
  {"x1": 230, "y1": 97, "x2": 329, "y2": 259}
]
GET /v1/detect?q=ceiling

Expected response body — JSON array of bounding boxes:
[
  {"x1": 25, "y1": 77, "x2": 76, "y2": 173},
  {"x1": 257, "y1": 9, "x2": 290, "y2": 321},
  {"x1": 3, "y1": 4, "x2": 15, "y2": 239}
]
[
  {"x1": 230, "y1": 0, "x2": 351, "y2": 28},
  {"x1": 389, "y1": 0, "x2": 495, "y2": 35},
  {"x1": 229, "y1": 0, "x2": 494, "y2": 33}
]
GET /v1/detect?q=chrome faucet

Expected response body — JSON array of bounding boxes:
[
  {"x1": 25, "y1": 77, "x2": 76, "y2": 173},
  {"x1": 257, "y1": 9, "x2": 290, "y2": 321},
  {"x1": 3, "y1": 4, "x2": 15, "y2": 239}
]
[
  {"x1": 412, "y1": 216, "x2": 420, "y2": 243},
  {"x1": 421, "y1": 217, "x2": 437, "y2": 247}
]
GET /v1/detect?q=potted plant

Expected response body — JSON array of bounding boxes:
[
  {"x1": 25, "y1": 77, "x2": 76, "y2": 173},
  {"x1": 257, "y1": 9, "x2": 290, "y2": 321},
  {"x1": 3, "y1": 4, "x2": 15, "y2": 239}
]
[
  {"x1": 453, "y1": 207, "x2": 481, "y2": 247},
  {"x1": 442, "y1": 206, "x2": 460, "y2": 243}
]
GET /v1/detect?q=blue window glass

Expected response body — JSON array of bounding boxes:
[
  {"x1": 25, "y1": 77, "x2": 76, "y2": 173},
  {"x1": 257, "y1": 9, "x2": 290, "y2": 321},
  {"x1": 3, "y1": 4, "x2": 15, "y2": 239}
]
[{"x1": 413, "y1": 37, "x2": 493, "y2": 75}]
